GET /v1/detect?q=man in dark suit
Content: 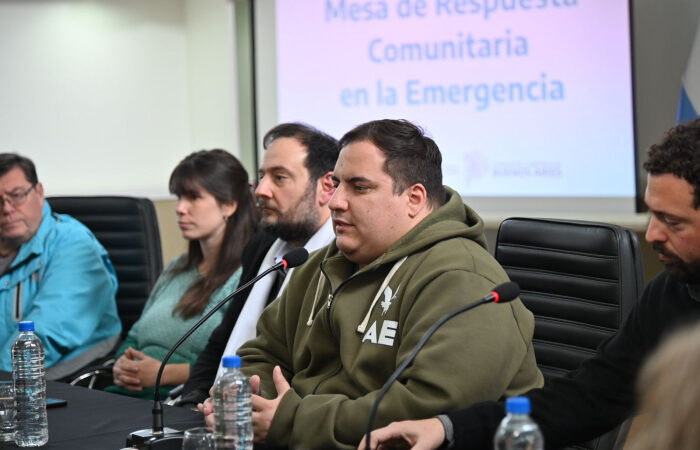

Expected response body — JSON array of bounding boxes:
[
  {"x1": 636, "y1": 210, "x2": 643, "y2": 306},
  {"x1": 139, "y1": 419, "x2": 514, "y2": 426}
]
[{"x1": 178, "y1": 123, "x2": 339, "y2": 407}]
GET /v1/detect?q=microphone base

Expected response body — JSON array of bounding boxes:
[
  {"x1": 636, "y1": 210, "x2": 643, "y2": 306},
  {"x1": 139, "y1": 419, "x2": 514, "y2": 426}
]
[{"x1": 126, "y1": 427, "x2": 183, "y2": 450}]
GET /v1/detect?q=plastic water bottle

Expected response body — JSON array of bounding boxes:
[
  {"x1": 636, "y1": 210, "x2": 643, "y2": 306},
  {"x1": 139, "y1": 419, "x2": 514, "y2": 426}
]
[
  {"x1": 213, "y1": 355, "x2": 252, "y2": 449},
  {"x1": 493, "y1": 397, "x2": 543, "y2": 450},
  {"x1": 12, "y1": 321, "x2": 48, "y2": 447}
]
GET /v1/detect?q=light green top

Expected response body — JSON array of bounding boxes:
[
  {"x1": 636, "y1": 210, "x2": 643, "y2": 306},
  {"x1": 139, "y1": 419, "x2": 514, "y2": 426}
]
[{"x1": 108, "y1": 254, "x2": 241, "y2": 397}]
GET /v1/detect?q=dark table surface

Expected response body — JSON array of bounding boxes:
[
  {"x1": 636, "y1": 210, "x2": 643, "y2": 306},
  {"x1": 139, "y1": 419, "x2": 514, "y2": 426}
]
[{"x1": 1, "y1": 372, "x2": 204, "y2": 449}]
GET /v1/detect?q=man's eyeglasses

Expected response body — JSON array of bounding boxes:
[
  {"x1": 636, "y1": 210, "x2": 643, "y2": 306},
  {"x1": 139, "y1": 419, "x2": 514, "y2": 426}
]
[{"x1": 0, "y1": 185, "x2": 36, "y2": 208}]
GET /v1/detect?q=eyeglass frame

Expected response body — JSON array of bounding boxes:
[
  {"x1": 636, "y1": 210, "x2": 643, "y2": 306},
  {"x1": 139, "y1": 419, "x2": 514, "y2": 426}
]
[{"x1": 0, "y1": 184, "x2": 37, "y2": 209}]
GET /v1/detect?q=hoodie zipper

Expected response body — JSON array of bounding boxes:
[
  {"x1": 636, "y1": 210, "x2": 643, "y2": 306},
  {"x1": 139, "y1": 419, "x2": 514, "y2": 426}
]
[
  {"x1": 325, "y1": 293, "x2": 335, "y2": 335},
  {"x1": 319, "y1": 264, "x2": 364, "y2": 338},
  {"x1": 312, "y1": 363, "x2": 344, "y2": 395},
  {"x1": 313, "y1": 262, "x2": 394, "y2": 395},
  {"x1": 312, "y1": 268, "x2": 343, "y2": 394},
  {"x1": 319, "y1": 264, "x2": 339, "y2": 339}
]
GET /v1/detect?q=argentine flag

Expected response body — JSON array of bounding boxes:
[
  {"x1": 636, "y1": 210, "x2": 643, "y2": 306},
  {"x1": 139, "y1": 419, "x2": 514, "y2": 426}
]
[{"x1": 679, "y1": 22, "x2": 700, "y2": 123}]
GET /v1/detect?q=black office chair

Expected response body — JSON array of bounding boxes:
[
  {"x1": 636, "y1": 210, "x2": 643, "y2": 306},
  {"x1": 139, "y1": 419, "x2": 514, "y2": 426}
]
[
  {"x1": 495, "y1": 217, "x2": 644, "y2": 450},
  {"x1": 47, "y1": 196, "x2": 163, "y2": 387}
]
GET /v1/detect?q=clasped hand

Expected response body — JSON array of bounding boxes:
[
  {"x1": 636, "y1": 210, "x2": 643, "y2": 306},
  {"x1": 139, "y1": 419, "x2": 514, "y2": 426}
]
[{"x1": 112, "y1": 347, "x2": 162, "y2": 391}]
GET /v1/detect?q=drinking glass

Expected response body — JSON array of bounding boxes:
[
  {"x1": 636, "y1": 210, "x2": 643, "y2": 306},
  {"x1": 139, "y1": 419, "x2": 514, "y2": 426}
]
[
  {"x1": 182, "y1": 427, "x2": 214, "y2": 450},
  {"x1": 0, "y1": 381, "x2": 14, "y2": 442}
]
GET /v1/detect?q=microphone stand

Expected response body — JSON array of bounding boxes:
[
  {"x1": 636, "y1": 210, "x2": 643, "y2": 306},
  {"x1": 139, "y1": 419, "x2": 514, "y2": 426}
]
[
  {"x1": 363, "y1": 282, "x2": 519, "y2": 450},
  {"x1": 126, "y1": 254, "x2": 302, "y2": 450}
]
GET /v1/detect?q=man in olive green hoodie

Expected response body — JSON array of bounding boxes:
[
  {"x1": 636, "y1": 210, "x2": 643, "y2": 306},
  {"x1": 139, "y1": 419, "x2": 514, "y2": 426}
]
[{"x1": 207, "y1": 119, "x2": 543, "y2": 449}]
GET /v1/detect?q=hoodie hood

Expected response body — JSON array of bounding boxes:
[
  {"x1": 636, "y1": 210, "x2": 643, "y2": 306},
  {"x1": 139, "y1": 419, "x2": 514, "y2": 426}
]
[
  {"x1": 364, "y1": 186, "x2": 487, "y2": 269},
  {"x1": 305, "y1": 186, "x2": 488, "y2": 328}
]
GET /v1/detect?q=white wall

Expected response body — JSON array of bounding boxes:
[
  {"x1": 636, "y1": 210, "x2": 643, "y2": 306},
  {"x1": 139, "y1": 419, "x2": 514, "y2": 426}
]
[
  {"x1": 185, "y1": 0, "x2": 238, "y2": 155},
  {"x1": 0, "y1": 0, "x2": 238, "y2": 199}
]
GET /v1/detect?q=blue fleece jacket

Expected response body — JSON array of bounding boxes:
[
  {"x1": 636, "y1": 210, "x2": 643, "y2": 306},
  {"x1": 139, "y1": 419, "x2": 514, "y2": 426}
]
[{"x1": 0, "y1": 202, "x2": 121, "y2": 370}]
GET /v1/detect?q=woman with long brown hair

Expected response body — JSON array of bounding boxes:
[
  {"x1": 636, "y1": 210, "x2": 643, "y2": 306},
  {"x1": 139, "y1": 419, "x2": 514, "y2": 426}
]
[{"x1": 108, "y1": 149, "x2": 257, "y2": 398}]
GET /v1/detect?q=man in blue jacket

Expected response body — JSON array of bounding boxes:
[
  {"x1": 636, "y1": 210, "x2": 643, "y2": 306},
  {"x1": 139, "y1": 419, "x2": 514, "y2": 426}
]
[{"x1": 0, "y1": 153, "x2": 121, "y2": 379}]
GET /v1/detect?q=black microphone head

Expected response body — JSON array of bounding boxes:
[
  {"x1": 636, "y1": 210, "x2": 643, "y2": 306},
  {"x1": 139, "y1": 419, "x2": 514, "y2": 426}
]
[
  {"x1": 492, "y1": 281, "x2": 520, "y2": 303},
  {"x1": 281, "y1": 248, "x2": 309, "y2": 269}
]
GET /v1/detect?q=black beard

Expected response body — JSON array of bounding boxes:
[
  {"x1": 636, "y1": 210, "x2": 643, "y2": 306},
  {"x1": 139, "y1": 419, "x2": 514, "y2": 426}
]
[
  {"x1": 653, "y1": 242, "x2": 700, "y2": 284},
  {"x1": 261, "y1": 217, "x2": 317, "y2": 246},
  {"x1": 258, "y1": 180, "x2": 320, "y2": 246}
]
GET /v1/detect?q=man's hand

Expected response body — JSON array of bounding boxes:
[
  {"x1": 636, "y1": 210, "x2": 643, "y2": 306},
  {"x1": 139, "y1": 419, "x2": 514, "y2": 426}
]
[
  {"x1": 357, "y1": 418, "x2": 446, "y2": 450},
  {"x1": 197, "y1": 387, "x2": 215, "y2": 430},
  {"x1": 251, "y1": 366, "x2": 290, "y2": 443},
  {"x1": 250, "y1": 374, "x2": 261, "y2": 395},
  {"x1": 198, "y1": 373, "x2": 266, "y2": 431}
]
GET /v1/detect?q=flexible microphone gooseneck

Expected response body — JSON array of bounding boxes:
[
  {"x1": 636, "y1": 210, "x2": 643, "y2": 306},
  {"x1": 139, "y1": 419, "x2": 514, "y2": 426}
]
[
  {"x1": 126, "y1": 247, "x2": 309, "y2": 450},
  {"x1": 363, "y1": 281, "x2": 520, "y2": 450}
]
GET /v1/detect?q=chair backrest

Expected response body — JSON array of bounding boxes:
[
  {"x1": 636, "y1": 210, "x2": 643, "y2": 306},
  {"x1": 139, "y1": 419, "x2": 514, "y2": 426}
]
[
  {"x1": 495, "y1": 217, "x2": 644, "y2": 450},
  {"x1": 47, "y1": 196, "x2": 163, "y2": 338}
]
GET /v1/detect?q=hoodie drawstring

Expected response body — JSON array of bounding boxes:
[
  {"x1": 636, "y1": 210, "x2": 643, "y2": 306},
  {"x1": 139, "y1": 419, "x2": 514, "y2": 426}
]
[
  {"x1": 356, "y1": 256, "x2": 407, "y2": 334},
  {"x1": 306, "y1": 256, "x2": 409, "y2": 329},
  {"x1": 306, "y1": 275, "x2": 327, "y2": 326}
]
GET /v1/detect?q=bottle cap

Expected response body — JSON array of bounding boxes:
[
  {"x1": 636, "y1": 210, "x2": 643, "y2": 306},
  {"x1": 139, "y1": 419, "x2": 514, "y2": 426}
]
[
  {"x1": 18, "y1": 321, "x2": 34, "y2": 332},
  {"x1": 222, "y1": 355, "x2": 242, "y2": 368},
  {"x1": 505, "y1": 396, "x2": 531, "y2": 414}
]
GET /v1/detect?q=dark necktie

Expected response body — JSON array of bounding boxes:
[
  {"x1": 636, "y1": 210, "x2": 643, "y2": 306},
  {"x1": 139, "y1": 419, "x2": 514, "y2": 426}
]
[{"x1": 265, "y1": 269, "x2": 287, "y2": 304}]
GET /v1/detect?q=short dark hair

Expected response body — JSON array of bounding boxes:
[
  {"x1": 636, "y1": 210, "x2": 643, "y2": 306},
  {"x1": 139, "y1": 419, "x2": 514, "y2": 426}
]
[
  {"x1": 0, "y1": 153, "x2": 38, "y2": 185},
  {"x1": 263, "y1": 122, "x2": 339, "y2": 183},
  {"x1": 644, "y1": 118, "x2": 700, "y2": 208},
  {"x1": 338, "y1": 119, "x2": 445, "y2": 208}
]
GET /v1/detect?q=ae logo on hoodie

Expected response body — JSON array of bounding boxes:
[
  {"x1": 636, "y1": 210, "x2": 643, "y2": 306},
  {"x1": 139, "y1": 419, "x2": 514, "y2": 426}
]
[{"x1": 362, "y1": 285, "x2": 399, "y2": 346}]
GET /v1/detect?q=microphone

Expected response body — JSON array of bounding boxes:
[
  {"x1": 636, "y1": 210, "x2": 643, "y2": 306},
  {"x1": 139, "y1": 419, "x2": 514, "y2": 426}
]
[
  {"x1": 278, "y1": 247, "x2": 309, "y2": 269},
  {"x1": 127, "y1": 248, "x2": 309, "y2": 449},
  {"x1": 363, "y1": 281, "x2": 519, "y2": 450},
  {"x1": 486, "y1": 281, "x2": 519, "y2": 304}
]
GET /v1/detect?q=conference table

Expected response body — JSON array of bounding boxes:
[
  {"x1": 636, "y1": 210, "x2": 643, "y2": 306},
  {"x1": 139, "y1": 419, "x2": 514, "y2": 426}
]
[{"x1": 0, "y1": 372, "x2": 204, "y2": 449}]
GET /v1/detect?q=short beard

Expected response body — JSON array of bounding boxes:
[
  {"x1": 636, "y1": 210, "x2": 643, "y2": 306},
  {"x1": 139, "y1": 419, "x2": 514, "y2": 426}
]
[
  {"x1": 262, "y1": 216, "x2": 318, "y2": 245},
  {"x1": 653, "y1": 242, "x2": 700, "y2": 284},
  {"x1": 260, "y1": 182, "x2": 320, "y2": 246}
]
